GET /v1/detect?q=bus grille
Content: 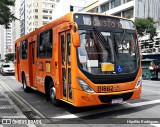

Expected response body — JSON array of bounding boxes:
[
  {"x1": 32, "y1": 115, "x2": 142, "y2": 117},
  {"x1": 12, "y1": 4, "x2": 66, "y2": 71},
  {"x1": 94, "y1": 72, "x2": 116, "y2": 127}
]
[{"x1": 98, "y1": 92, "x2": 133, "y2": 103}]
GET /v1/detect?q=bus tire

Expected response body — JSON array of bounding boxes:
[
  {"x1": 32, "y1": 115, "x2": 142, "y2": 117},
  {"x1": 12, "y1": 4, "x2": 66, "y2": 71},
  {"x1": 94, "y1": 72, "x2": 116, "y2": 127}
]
[
  {"x1": 49, "y1": 82, "x2": 61, "y2": 107},
  {"x1": 22, "y1": 75, "x2": 30, "y2": 92}
]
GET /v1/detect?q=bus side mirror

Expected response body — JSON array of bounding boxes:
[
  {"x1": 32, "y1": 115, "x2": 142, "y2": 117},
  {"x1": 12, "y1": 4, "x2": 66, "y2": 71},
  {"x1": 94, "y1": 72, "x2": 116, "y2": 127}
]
[
  {"x1": 72, "y1": 24, "x2": 80, "y2": 47},
  {"x1": 73, "y1": 32, "x2": 80, "y2": 47}
]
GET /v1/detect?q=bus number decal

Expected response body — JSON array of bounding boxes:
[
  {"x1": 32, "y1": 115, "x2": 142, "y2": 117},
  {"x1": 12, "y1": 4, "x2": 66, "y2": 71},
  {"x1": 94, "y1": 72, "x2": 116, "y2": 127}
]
[{"x1": 97, "y1": 86, "x2": 113, "y2": 92}]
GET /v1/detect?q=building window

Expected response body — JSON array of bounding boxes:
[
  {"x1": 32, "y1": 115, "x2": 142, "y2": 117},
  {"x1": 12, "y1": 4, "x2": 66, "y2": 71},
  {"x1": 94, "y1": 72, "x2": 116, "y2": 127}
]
[
  {"x1": 43, "y1": 10, "x2": 48, "y2": 13},
  {"x1": 35, "y1": 9, "x2": 38, "y2": 12},
  {"x1": 113, "y1": 12, "x2": 121, "y2": 17},
  {"x1": 49, "y1": 17, "x2": 52, "y2": 20},
  {"x1": 21, "y1": 40, "x2": 28, "y2": 59},
  {"x1": 52, "y1": 4, "x2": 55, "y2": 8},
  {"x1": 35, "y1": 15, "x2": 38, "y2": 19},
  {"x1": 88, "y1": 7, "x2": 98, "y2": 13},
  {"x1": 111, "y1": 0, "x2": 121, "y2": 9},
  {"x1": 34, "y1": 3, "x2": 38, "y2": 7},
  {"x1": 122, "y1": 8, "x2": 133, "y2": 18},
  {"x1": 49, "y1": 11, "x2": 52, "y2": 13},
  {"x1": 43, "y1": 16, "x2": 48, "y2": 19},
  {"x1": 124, "y1": 0, "x2": 132, "y2": 3},
  {"x1": 38, "y1": 29, "x2": 52, "y2": 58},
  {"x1": 101, "y1": 2, "x2": 109, "y2": 13},
  {"x1": 43, "y1": 21, "x2": 48, "y2": 25}
]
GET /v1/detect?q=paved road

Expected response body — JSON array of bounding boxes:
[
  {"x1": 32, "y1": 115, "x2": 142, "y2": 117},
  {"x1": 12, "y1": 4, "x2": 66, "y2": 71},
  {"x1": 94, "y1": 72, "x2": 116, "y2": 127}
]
[{"x1": 0, "y1": 75, "x2": 160, "y2": 127}]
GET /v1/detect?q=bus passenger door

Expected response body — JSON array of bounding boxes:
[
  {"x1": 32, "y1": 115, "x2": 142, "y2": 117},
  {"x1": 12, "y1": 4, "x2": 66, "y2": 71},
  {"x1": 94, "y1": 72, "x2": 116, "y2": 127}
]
[
  {"x1": 29, "y1": 42, "x2": 36, "y2": 87},
  {"x1": 60, "y1": 31, "x2": 73, "y2": 103}
]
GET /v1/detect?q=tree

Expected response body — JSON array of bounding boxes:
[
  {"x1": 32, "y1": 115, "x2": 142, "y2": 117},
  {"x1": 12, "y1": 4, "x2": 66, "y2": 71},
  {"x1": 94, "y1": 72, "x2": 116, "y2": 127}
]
[
  {"x1": 5, "y1": 53, "x2": 14, "y2": 62},
  {"x1": 134, "y1": 17, "x2": 157, "y2": 41},
  {"x1": 0, "y1": 0, "x2": 17, "y2": 29}
]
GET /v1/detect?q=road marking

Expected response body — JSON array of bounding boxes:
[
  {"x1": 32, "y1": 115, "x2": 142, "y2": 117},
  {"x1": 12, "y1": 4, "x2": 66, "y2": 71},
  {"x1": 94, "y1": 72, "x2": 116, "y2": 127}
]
[
  {"x1": 151, "y1": 124, "x2": 160, "y2": 127},
  {"x1": 53, "y1": 99, "x2": 160, "y2": 119}
]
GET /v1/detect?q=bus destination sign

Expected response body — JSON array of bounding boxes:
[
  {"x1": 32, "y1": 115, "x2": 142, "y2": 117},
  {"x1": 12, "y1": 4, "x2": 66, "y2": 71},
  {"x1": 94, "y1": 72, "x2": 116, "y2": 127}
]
[{"x1": 74, "y1": 14, "x2": 135, "y2": 29}]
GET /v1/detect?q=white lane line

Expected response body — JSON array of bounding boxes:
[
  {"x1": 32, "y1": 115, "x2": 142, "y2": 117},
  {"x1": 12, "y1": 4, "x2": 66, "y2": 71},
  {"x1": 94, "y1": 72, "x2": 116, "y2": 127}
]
[
  {"x1": 53, "y1": 99, "x2": 160, "y2": 119},
  {"x1": 151, "y1": 124, "x2": 160, "y2": 127}
]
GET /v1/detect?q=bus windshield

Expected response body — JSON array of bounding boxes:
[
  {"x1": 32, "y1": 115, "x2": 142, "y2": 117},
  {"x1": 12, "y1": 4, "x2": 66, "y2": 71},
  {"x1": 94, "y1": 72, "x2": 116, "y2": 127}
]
[{"x1": 77, "y1": 29, "x2": 139, "y2": 75}]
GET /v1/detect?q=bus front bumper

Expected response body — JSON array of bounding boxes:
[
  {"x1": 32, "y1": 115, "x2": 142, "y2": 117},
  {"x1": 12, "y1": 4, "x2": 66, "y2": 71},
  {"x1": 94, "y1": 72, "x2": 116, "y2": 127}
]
[{"x1": 73, "y1": 86, "x2": 142, "y2": 107}]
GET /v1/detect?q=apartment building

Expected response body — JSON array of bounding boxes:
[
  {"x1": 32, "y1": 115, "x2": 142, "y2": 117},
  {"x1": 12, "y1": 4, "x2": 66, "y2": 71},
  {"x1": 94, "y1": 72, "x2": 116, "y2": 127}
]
[
  {"x1": 20, "y1": 0, "x2": 60, "y2": 36},
  {"x1": 20, "y1": 0, "x2": 26, "y2": 37},
  {"x1": 84, "y1": 0, "x2": 160, "y2": 55},
  {"x1": 0, "y1": 24, "x2": 13, "y2": 59},
  {"x1": 12, "y1": 0, "x2": 21, "y2": 51},
  {"x1": 0, "y1": 25, "x2": 5, "y2": 59}
]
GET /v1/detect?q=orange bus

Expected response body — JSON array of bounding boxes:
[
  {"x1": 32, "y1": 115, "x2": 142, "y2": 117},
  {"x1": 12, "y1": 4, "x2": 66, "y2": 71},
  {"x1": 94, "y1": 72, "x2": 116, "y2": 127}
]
[{"x1": 15, "y1": 12, "x2": 142, "y2": 107}]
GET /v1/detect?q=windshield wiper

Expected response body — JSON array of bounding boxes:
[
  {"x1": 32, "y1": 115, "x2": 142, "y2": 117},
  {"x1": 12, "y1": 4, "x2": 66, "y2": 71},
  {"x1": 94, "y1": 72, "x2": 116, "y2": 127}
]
[
  {"x1": 114, "y1": 35, "x2": 118, "y2": 54},
  {"x1": 93, "y1": 27, "x2": 116, "y2": 62},
  {"x1": 93, "y1": 27, "x2": 111, "y2": 51},
  {"x1": 120, "y1": 30, "x2": 126, "y2": 43}
]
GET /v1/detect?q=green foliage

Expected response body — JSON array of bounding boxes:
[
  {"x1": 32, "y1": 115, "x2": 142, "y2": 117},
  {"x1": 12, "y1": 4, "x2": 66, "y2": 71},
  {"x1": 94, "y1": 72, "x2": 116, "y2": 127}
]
[
  {"x1": 135, "y1": 17, "x2": 157, "y2": 41},
  {"x1": 5, "y1": 53, "x2": 14, "y2": 62},
  {"x1": 0, "y1": 0, "x2": 17, "y2": 28}
]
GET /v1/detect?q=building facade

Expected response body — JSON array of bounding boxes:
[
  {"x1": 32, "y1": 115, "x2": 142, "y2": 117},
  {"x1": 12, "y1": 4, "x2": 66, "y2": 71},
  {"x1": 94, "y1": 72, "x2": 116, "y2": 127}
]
[
  {"x1": 12, "y1": 0, "x2": 21, "y2": 52},
  {"x1": 20, "y1": 0, "x2": 60, "y2": 36},
  {"x1": 0, "y1": 24, "x2": 13, "y2": 60},
  {"x1": 0, "y1": 0, "x2": 60, "y2": 59}
]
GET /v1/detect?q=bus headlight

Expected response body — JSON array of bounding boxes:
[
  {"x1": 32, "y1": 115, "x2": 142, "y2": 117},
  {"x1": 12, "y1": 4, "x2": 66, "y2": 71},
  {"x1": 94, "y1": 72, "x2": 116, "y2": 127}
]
[
  {"x1": 135, "y1": 76, "x2": 142, "y2": 89},
  {"x1": 77, "y1": 78, "x2": 94, "y2": 93}
]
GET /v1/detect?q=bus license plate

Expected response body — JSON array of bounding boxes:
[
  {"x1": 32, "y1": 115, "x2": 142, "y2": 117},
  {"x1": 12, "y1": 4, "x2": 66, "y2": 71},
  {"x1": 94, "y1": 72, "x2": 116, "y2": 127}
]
[{"x1": 112, "y1": 98, "x2": 123, "y2": 104}]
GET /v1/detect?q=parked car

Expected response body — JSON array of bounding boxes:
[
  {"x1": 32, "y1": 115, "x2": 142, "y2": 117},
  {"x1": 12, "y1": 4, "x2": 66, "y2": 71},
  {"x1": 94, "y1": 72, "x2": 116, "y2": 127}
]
[
  {"x1": 141, "y1": 59, "x2": 160, "y2": 80},
  {"x1": 0, "y1": 63, "x2": 15, "y2": 75},
  {"x1": 0, "y1": 60, "x2": 5, "y2": 72}
]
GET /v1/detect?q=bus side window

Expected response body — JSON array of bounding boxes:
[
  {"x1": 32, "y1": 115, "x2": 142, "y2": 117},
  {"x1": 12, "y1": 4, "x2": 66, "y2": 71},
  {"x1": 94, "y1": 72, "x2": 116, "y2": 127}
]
[
  {"x1": 61, "y1": 35, "x2": 65, "y2": 65},
  {"x1": 39, "y1": 29, "x2": 53, "y2": 58},
  {"x1": 21, "y1": 40, "x2": 28, "y2": 59},
  {"x1": 67, "y1": 33, "x2": 71, "y2": 65}
]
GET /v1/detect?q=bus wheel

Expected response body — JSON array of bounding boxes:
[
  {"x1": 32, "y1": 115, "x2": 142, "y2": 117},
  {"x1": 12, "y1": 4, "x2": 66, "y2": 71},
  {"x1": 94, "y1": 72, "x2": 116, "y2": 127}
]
[
  {"x1": 22, "y1": 75, "x2": 30, "y2": 92},
  {"x1": 49, "y1": 82, "x2": 61, "y2": 107}
]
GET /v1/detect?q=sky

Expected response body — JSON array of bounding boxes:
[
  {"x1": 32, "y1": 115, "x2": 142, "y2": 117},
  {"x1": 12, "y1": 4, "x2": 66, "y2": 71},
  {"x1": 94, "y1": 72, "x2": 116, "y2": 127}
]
[{"x1": 52, "y1": 0, "x2": 97, "y2": 20}]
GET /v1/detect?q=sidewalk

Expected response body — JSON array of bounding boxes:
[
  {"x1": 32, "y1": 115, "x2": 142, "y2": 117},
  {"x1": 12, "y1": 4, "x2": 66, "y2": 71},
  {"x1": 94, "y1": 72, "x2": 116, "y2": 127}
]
[
  {"x1": 0, "y1": 84, "x2": 26, "y2": 119},
  {"x1": 0, "y1": 79, "x2": 46, "y2": 126}
]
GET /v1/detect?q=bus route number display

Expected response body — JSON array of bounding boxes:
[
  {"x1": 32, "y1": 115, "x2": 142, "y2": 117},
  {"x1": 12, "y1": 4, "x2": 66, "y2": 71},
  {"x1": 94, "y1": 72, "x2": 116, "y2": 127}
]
[{"x1": 83, "y1": 16, "x2": 91, "y2": 25}]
